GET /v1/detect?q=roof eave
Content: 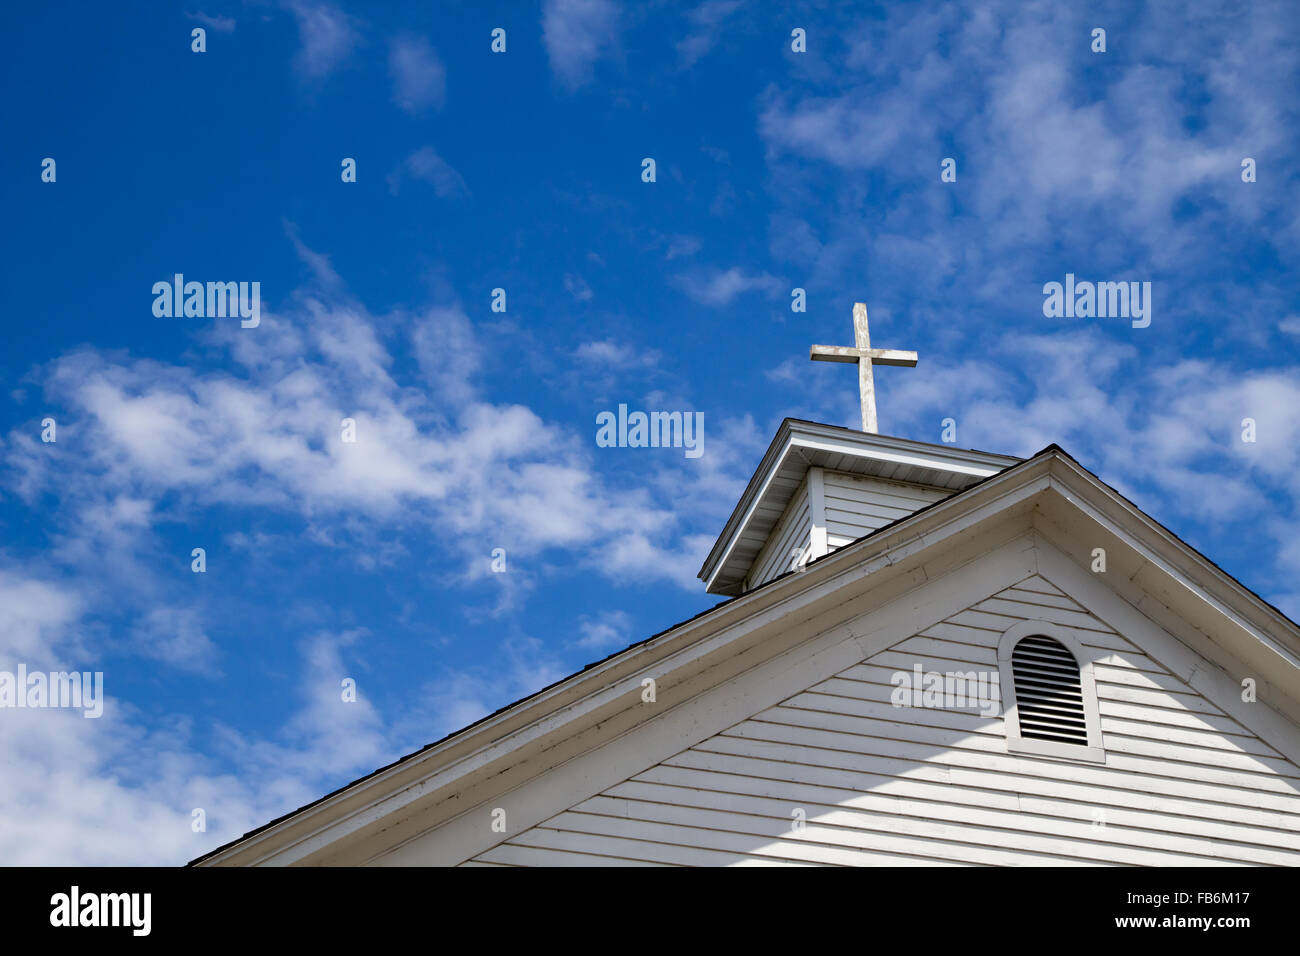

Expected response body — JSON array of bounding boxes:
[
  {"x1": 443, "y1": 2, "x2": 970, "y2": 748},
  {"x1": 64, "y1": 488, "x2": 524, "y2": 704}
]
[{"x1": 698, "y1": 419, "x2": 1021, "y2": 593}]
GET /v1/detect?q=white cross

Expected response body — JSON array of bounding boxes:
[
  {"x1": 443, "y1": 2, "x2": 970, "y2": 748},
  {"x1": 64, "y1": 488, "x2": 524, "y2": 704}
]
[{"x1": 810, "y1": 302, "x2": 918, "y2": 433}]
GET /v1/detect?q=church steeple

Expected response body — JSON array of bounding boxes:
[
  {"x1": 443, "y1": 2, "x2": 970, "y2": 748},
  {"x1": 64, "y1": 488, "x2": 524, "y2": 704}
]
[{"x1": 698, "y1": 420, "x2": 1019, "y2": 595}]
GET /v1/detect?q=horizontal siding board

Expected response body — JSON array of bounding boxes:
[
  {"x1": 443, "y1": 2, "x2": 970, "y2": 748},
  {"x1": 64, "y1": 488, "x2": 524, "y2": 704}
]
[
  {"x1": 784, "y1": 690, "x2": 1003, "y2": 734},
  {"x1": 544, "y1": 811, "x2": 970, "y2": 867},
  {"x1": 598, "y1": 780, "x2": 1288, "y2": 865},
  {"x1": 1002, "y1": 586, "x2": 1088, "y2": 612},
  {"x1": 1096, "y1": 681, "x2": 1224, "y2": 715},
  {"x1": 1013, "y1": 575, "x2": 1067, "y2": 596},
  {"x1": 752, "y1": 704, "x2": 1293, "y2": 779},
  {"x1": 772, "y1": 690, "x2": 1294, "y2": 777},
  {"x1": 972, "y1": 597, "x2": 1116, "y2": 633},
  {"x1": 922, "y1": 619, "x2": 1139, "y2": 654},
  {"x1": 899, "y1": 633, "x2": 1166, "y2": 676},
  {"x1": 1098, "y1": 701, "x2": 1269, "y2": 740},
  {"x1": 504, "y1": 825, "x2": 784, "y2": 867},
  {"x1": 1100, "y1": 716, "x2": 1285, "y2": 756},
  {"x1": 819, "y1": 472, "x2": 949, "y2": 548},
  {"x1": 664, "y1": 748, "x2": 1300, "y2": 836},
  {"x1": 699, "y1": 728, "x2": 1300, "y2": 812},
  {"x1": 822, "y1": 472, "x2": 949, "y2": 505},
  {"x1": 868, "y1": 648, "x2": 1001, "y2": 675},
  {"x1": 565, "y1": 800, "x2": 1100, "y2": 867},
  {"x1": 727, "y1": 715, "x2": 1300, "y2": 796},
  {"x1": 576, "y1": 793, "x2": 1137, "y2": 866},
  {"x1": 793, "y1": 685, "x2": 1271, "y2": 756},
  {"x1": 1094, "y1": 664, "x2": 1205, "y2": 695},
  {"x1": 633, "y1": 763, "x2": 1300, "y2": 856}
]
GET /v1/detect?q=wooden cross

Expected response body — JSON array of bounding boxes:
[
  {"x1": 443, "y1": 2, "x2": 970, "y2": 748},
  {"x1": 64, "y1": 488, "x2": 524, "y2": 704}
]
[{"x1": 810, "y1": 302, "x2": 918, "y2": 433}]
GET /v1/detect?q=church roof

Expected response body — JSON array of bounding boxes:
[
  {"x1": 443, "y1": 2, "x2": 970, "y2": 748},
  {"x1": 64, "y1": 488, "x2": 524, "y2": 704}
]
[{"x1": 189, "y1": 431, "x2": 1300, "y2": 867}]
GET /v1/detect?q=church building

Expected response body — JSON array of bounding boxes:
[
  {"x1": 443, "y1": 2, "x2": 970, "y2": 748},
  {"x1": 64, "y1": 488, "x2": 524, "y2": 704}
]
[{"x1": 192, "y1": 305, "x2": 1300, "y2": 867}]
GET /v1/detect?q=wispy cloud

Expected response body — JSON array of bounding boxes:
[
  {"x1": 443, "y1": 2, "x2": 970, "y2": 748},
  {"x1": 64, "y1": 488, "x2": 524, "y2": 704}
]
[
  {"x1": 564, "y1": 273, "x2": 594, "y2": 302},
  {"x1": 672, "y1": 266, "x2": 783, "y2": 306},
  {"x1": 285, "y1": 0, "x2": 359, "y2": 81},
  {"x1": 665, "y1": 235, "x2": 702, "y2": 260},
  {"x1": 5, "y1": 230, "x2": 733, "y2": 592},
  {"x1": 572, "y1": 610, "x2": 631, "y2": 650},
  {"x1": 388, "y1": 35, "x2": 446, "y2": 113},
  {"x1": 187, "y1": 11, "x2": 236, "y2": 32},
  {"x1": 575, "y1": 339, "x2": 659, "y2": 368},
  {"x1": 387, "y1": 146, "x2": 468, "y2": 197},
  {"x1": 134, "y1": 607, "x2": 219, "y2": 673},
  {"x1": 542, "y1": 0, "x2": 621, "y2": 90},
  {"x1": 677, "y1": 0, "x2": 742, "y2": 68}
]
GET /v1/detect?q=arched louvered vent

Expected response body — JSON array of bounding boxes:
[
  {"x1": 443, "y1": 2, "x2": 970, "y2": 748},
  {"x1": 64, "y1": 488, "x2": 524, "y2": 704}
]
[{"x1": 1011, "y1": 635, "x2": 1088, "y2": 745}]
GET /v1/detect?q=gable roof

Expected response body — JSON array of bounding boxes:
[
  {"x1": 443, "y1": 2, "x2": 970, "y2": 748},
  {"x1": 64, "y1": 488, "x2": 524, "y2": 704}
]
[
  {"x1": 699, "y1": 419, "x2": 1021, "y2": 594},
  {"x1": 190, "y1": 438, "x2": 1300, "y2": 866}
]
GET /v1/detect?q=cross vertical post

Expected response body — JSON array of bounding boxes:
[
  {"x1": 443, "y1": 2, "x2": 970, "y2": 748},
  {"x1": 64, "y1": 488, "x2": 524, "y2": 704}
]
[{"x1": 852, "y1": 302, "x2": 877, "y2": 433}]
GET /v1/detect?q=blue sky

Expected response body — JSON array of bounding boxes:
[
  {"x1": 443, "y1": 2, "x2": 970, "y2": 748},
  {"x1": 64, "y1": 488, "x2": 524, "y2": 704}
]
[{"x1": 1, "y1": 0, "x2": 1297, "y2": 864}]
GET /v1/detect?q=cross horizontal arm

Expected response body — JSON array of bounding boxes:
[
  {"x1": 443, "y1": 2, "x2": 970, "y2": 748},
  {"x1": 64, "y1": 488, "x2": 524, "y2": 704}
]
[
  {"x1": 809, "y1": 345, "x2": 918, "y2": 367},
  {"x1": 809, "y1": 345, "x2": 861, "y2": 363},
  {"x1": 866, "y1": 348, "x2": 918, "y2": 367}
]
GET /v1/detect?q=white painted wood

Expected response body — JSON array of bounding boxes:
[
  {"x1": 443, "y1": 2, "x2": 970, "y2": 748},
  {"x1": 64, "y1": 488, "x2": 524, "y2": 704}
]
[
  {"x1": 807, "y1": 467, "x2": 828, "y2": 560},
  {"x1": 701, "y1": 420, "x2": 1017, "y2": 594},
  {"x1": 822, "y1": 470, "x2": 949, "y2": 549},
  {"x1": 744, "y1": 469, "x2": 950, "y2": 590},
  {"x1": 663, "y1": 747, "x2": 1300, "y2": 834},
  {"x1": 746, "y1": 477, "x2": 812, "y2": 589},
  {"x1": 470, "y1": 575, "x2": 1300, "y2": 867},
  {"x1": 625, "y1": 764, "x2": 1300, "y2": 852}
]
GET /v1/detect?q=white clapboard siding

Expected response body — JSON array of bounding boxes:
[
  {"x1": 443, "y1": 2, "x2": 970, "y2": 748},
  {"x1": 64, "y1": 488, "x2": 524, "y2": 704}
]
[
  {"x1": 822, "y1": 471, "x2": 950, "y2": 549},
  {"x1": 467, "y1": 574, "x2": 1300, "y2": 866},
  {"x1": 745, "y1": 479, "x2": 812, "y2": 589}
]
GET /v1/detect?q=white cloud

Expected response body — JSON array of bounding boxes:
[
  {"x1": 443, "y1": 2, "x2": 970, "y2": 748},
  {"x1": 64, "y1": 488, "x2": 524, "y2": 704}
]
[
  {"x1": 134, "y1": 607, "x2": 219, "y2": 673},
  {"x1": 575, "y1": 339, "x2": 659, "y2": 368},
  {"x1": 0, "y1": 570, "x2": 83, "y2": 662},
  {"x1": 188, "y1": 11, "x2": 236, "y2": 32},
  {"x1": 677, "y1": 0, "x2": 742, "y2": 68},
  {"x1": 564, "y1": 273, "x2": 594, "y2": 301},
  {"x1": 542, "y1": 0, "x2": 621, "y2": 90},
  {"x1": 665, "y1": 235, "x2": 702, "y2": 260},
  {"x1": 758, "y1": 1, "x2": 1298, "y2": 283},
  {"x1": 388, "y1": 35, "x2": 446, "y2": 113},
  {"x1": 0, "y1": 599, "x2": 392, "y2": 865},
  {"x1": 286, "y1": 0, "x2": 359, "y2": 81},
  {"x1": 6, "y1": 230, "x2": 741, "y2": 593},
  {"x1": 764, "y1": 356, "x2": 804, "y2": 386},
  {"x1": 573, "y1": 610, "x2": 631, "y2": 650},
  {"x1": 388, "y1": 146, "x2": 468, "y2": 198},
  {"x1": 673, "y1": 266, "x2": 783, "y2": 306}
]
